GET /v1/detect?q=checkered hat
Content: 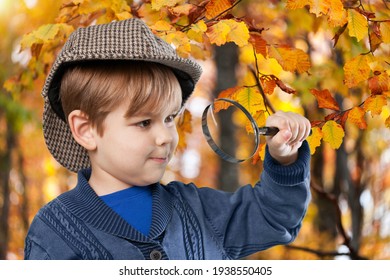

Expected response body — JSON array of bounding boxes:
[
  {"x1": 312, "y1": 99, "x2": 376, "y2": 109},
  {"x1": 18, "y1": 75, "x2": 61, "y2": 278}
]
[{"x1": 42, "y1": 18, "x2": 202, "y2": 172}]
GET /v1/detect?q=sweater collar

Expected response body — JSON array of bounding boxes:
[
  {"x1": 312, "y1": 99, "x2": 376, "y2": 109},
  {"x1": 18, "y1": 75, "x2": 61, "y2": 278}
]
[{"x1": 57, "y1": 169, "x2": 173, "y2": 243}]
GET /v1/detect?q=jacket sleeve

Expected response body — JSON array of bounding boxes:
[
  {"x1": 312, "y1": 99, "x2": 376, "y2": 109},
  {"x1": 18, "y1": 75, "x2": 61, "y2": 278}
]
[{"x1": 196, "y1": 141, "x2": 311, "y2": 259}]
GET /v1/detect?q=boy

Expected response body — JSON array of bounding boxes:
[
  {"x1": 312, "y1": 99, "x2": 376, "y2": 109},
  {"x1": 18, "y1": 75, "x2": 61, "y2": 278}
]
[{"x1": 25, "y1": 18, "x2": 311, "y2": 260}]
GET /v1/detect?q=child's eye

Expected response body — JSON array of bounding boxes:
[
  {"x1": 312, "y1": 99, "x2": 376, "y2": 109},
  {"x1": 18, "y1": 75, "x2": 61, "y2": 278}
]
[
  {"x1": 165, "y1": 114, "x2": 177, "y2": 123},
  {"x1": 137, "y1": 120, "x2": 151, "y2": 128}
]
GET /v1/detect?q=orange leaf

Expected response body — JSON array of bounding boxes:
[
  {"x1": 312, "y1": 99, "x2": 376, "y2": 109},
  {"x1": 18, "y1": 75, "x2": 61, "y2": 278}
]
[
  {"x1": 369, "y1": 72, "x2": 389, "y2": 95},
  {"x1": 348, "y1": 107, "x2": 367, "y2": 129},
  {"x1": 205, "y1": 0, "x2": 233, "y2": 20},
  {"x1": 307, "y1": 127, "x2": 323, "y2": 155},
  {"x1": 322, "y1": 120, "x2": 345, "y2": 149},
  {"x1": 310, "y1": 89, "x2": 340, "y2": 111},
  {"x1": 363, "y1": 95, "x2": 388, "y2": 117},
  {"x1": 249, "y1": 33, "x2": 267, "y2": 57},
  {"x1": 343, "y1": 55, "x2": 370, "y2": 88},
  {"x1": 176, "y1": 109, "x2": 192, "y2": 151},
  {"x1": 386, "y1": 115, "x2": 390, "y2": 128},
  {"x1": 327, "y1": 0, "x2": 347, "y2": 27}
]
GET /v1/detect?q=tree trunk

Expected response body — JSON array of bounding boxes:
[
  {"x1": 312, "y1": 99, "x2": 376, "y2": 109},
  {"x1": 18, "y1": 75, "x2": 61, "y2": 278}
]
[
  {"x1": 0, "y1": 117, "x2": 15, "y2": 260},
  {"x1": 213, "y1": 43, "x2": 239, "y2": 192}
]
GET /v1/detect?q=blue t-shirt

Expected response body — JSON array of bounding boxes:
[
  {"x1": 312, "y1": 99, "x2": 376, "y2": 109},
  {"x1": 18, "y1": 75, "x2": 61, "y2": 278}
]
[{"x1": 100, "y1": 186, "x2": 152, "y2": 236}]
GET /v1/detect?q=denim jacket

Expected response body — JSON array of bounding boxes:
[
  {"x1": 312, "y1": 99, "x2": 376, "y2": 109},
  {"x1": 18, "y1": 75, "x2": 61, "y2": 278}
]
[{"x1": 24, "y1": 142, "x2": 311, "y2": 260}]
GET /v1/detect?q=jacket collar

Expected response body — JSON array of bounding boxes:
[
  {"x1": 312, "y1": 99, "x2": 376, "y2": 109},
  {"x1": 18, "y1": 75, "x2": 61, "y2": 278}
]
[{"x1": 56, "y1": 169, "x2": 173, "y2": 243}]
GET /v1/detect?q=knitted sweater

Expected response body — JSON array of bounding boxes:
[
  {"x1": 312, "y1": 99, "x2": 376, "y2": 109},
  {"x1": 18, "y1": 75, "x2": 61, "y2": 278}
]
[{"x1": 24, "y1": 142, "x2": 311, "y2": 260}]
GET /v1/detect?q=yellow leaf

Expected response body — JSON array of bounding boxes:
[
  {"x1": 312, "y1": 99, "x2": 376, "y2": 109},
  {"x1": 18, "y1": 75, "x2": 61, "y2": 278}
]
[
  {"x1": 187, "y1": 20, "x2": 207, "y2": 43},
  {"x1": 381, "y1": 22, "x2": 390, "y2": 43},
  {"x1": 246, "y1": 110, "x2": 266, "y2": 133},
  {"x1": 327, "y1": 0, "x2": 347, "y2": 27},
  {"x1": 75, "y1": 0, "x2": 105, "y2": 15},
  {"x1": 206, "y1": 21, "x2": 230, "y2": 46},
  {"x1": 150, "y1": 20, "x2": 174, "y2": 31},
  {"x1": 310, "y1": 89, "x2": 340, "y2": 111},
  {"x1": 235, "y1": 87, "x2": 265, "y2": 115},
  {"x1": 164, "y1": 31, "x2": 191, "y2": 57},
  {"x1": 286, "y1": 0, "x2": 309, "y2": 9},
  {"x1": 322, "y1": 120, "x2": 344, "y2": 149},
  {"x1": 151, "y1": 0, "x2": 182, "y2": 11},
  {"x1": 348, "y1": 107, "x2": 367, "y2": 129},
  {"x1": 224, "y1": 20, "x2": 250, "y2": 47},
  {"x1": 268, "y1": 46, "x2": 311, "y2": 73},
  {"x1": 307, "y1": 126, "x2": 323, "y2": 155},
  {"x1": 363, "y1": 95, "x2": 388, "y2": 117},
  {"x1": 170, "y1": 3, "x2": 195, "y2": 16},
  {"x1": 347, "y1": 9, "x2": 368, "y2": 41},
  {"x1": 309, "y1": 0, "x2": 330, "y2": 17},
  {"x1": 205, "y1": 0, "x2": 232, "y2": 20},
  {"x1": 343, "y1": 55, "x2": 370, "y2": 88}
]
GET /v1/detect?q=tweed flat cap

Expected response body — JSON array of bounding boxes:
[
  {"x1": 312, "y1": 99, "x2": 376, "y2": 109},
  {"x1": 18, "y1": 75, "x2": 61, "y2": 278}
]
[{"x1": 42, "y1": 18, "x2": 202, "y2": 172}]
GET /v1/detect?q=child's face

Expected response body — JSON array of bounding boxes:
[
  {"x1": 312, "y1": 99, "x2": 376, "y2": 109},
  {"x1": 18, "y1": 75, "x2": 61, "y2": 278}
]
[{"x1": 88, "y1": 99, "x2": 181, "y2": 192}]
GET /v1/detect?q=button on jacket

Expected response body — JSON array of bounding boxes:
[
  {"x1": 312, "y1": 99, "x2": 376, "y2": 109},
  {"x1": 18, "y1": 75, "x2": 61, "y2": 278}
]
[{"x1": 24, "y1": 142, "x2": 311, "y2": 260}]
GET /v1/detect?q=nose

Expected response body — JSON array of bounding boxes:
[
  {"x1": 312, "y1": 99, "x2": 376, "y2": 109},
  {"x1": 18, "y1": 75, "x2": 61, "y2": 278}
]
[{"x1": 155, "y1": 124, "x2": 175, "y2": 146}]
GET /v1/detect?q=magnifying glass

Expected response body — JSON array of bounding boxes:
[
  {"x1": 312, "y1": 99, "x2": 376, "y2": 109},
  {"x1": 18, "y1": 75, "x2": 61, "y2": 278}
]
[{"x1": 201, "y1": 98, "x2": 279, "y2": 163}]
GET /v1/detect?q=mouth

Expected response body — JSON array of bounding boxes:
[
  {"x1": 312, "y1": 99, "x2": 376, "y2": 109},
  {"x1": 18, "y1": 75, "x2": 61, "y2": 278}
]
[{"x1": 149, "y1": 156, "x2": 169, "y2": 163}]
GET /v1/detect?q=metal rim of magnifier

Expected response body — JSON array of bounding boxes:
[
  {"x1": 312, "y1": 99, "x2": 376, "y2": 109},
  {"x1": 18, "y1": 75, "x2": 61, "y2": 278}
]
[{"x1": 201, "y1": 98, "x2": 260, "y2": 164}]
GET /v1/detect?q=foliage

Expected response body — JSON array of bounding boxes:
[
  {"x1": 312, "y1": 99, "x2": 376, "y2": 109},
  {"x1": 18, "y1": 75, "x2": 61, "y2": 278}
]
[{"x1": 1, "y1": 0, "x2": 390, "y2": 260}]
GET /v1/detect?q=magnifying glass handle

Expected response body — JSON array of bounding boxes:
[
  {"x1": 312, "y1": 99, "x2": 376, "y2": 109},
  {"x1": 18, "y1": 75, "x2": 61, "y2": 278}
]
[
  {"x1": 259, "y1": 126, "x2": 313, "y2": 136},
  {"x1": 258, "y1": 126, "x2": 279, "y2": 136}
]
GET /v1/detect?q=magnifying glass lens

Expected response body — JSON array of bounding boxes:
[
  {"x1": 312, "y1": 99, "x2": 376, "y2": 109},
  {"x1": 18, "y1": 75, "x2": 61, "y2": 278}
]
[{"x1": 202, "y1": 99, "x2": 259, "y2": 163}]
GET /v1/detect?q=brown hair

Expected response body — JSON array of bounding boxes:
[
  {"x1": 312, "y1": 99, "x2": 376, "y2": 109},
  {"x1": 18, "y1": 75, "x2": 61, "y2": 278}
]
[{"x1": 60, "y1": 61, "x2": 182, "y2": 135}]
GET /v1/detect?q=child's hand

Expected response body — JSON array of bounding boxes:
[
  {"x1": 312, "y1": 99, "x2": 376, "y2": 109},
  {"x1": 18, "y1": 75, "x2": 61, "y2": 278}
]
[{"x1": 265, "y1": 111, "x2": 311, "y2": 165}]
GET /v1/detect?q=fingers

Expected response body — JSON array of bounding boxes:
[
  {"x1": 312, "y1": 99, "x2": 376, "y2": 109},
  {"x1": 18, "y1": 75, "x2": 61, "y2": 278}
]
[{"x1": 266, "y1": 111, "x2": 311, "y2": 145}]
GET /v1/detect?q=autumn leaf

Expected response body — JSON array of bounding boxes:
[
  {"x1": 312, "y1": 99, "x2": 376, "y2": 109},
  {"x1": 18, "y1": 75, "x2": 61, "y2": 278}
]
[
  {"x1": 246, "y1": 110, "x2": 266, "y2": 133},
  {"x1": 163, "y1": 31, "x2": 191, "y2": 57},
  {"x1": 187, "y1": 20, "x2": 208, "y2": 43},
  {"x1": 308, "y1": 0, "x2": 330, "y2": 17},
  {"x1": 150, "y1": 20, "x2": 174, "y2": 31},
  {"x1": 249, "y1": 33, "x2": 267, "y2": 57},
  {"x1": 268, "y1": 46, "x2": 311, "y2": 74},
  {"x1": 286, "y1": 0, "x2": 309, "y2": 10},
  {"x1": 386, "y1": 116, "x2": 390, "y2": 128},
  {"x1": 368, "y1": 72, "x2": 389, "y2": 95},
  {"x1": 380, "y1": 21, "x2": 390, "y2": 43},
  {"x1": 252, "y1": 143, "x2": 266, "y2": 165},
  {"x1": 205, "y1": 0, "x2": 233, "y2": 20},
  {"x1": 310, "y1": 89, "x2": 340, "y2": 111},
  {"x1": 207, "y1": 19, "x2": 250, "y2": 47},
  {"x1": 363, "y1": 95, "x2": 388, "y2": 117},
  {"x1": 206, "y1": 20, "x2": 230, "y2": 46},
  {"x1": 307, "y1": 126, "x2": 323, "y2": 155},
  {"x1": 343, "y1": 55, "x2": 370, "y2": 88},
  {"x1": 235, "y1": 87, "x2": 266, "y2": 115},
  {"x1": 176, "y1": 109, "x2": 192, "y2": 151},
  {"x1": 347, "y1": 9, "x2": 368, "y2": 41},
  {"x1": 224, "y1": 20, "x2": 250, "y2": 47},
  {"x1": 348, "y1": 107, "x2": 367, "y2": 129},
  {"x1": 151, "y1": 0, "x2": 182, "y2": 11},
  {"x1": 260, "y1": 76, "x2": 277, "y2": 94},
  {"x1": 327, "y1": 0, "x2": 347, "y2": 27},
  {"x1": 322, "y1": 120, "x2": 344, "y2": 149},
  {"x1": 169, "y1": 3, "x2": 195, "y2": 16}
]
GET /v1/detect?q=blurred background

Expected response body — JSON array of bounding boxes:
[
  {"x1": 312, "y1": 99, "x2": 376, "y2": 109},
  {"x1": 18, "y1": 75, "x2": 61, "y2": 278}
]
[{"x1": 1, "y1": 0, "x2": 390, "y2": 260}]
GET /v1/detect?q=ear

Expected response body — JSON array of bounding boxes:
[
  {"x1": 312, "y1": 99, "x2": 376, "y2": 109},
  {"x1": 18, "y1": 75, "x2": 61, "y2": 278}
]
[{"x1": 68, "y1": 110, "x2": 97, "y2": 151}]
